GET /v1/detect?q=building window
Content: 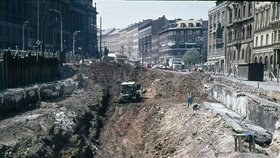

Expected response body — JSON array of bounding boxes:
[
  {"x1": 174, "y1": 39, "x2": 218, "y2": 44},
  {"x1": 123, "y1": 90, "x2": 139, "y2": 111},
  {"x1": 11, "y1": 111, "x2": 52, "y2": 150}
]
[
  {"x1": 242, "y1": 49, "x2": 245, "y2": 59},
  {"x1": 229, "y1": 10, "x2": 233, "y2": 23},
  {"x1": 214, "y1": 15, "x2": 216, "y2": 23},
  {"x1": 188, "y1": 23, "x2": 194, "y2": 27},
  {"x1": 243, "y1": 3, "x2": 246, "y2": 17},
  {"x1": 217, "y1": 13, "x2": 220, "y2": 23},
  {"x1": 266, "y1": 34, "x2": 269, "y2": 45},
  {"x1": 238, "y1": 8, "x2": 241, "y2": 18},
  {"x1": 188, "y1": 30, "x2": 192, "y2": 35},
  {"x1": 256, "y1": 36, "x2": 258, "y2": 47},
  {"x1": 209, "y1": 45, "x2": 212, "y2": 52},
  {"x1": 261, "y1": 35, "x2": 263, "y2": 46},
  {"x1": 222, "y1": 11, "x2": 225, "y2": 20},
  {"x1": 180, "y1": 23, "x2": 186, "y2": 28},
  {"x1": 248, "y1": 2, "x2": 252, "y2": 16},
  {"x1": 272, "y1": 33, "x2": 274, "y2": 44}
]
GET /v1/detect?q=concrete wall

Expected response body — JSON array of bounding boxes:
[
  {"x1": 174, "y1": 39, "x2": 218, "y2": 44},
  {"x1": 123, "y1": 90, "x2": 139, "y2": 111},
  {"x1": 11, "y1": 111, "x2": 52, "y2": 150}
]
[
  {"x1": 211, "y1": 83, "x2": 279, "y2": 133},
  {"x1": 0, "y1": 74, "x2": 82, "y2": 116}
]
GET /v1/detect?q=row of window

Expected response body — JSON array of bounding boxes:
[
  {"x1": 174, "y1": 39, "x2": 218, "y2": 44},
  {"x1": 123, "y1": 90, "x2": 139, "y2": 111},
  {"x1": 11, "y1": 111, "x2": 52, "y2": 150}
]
[
  {"x1": 255, "y1": 31, "x2": 280, "y2": 47},
  {"x1": 209, "y1": 10, "x2": 226, "y2": 27},
  {"x1": 228, "y1": 2, "x2": 253, "y2": 23},
  {"x1": 160, "y1": 30, "x2": 202, "y2": 37},
  {"x1": 228, "y1": 24, "x2": 253, "y2": 41}
]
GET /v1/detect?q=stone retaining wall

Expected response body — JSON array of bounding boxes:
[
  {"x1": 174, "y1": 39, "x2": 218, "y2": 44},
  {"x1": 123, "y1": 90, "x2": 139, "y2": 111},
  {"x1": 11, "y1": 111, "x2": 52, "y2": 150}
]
[{"x1": 211, "y1": 83, "x2": 280, "y2": 133}]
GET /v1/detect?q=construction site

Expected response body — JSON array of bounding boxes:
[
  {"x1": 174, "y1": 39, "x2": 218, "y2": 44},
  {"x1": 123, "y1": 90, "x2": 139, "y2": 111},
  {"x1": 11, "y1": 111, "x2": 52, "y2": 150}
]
[{"x1": 0, "y1": 62, "x2": 280, "y2": 158}]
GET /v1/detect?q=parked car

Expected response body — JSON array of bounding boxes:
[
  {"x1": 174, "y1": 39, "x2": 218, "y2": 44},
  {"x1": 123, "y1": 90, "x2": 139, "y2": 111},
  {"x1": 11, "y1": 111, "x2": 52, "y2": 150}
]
[{"x1": 152, "y1": 64, "x2": 165, "y2": 70}]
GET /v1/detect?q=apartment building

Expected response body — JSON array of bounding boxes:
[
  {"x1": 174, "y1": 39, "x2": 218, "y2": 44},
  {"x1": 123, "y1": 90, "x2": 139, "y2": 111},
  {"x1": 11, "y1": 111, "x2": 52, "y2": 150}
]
[
  {"x1": 226, "y1": 1, "x2": 254, "y2": 76},
  {"x1": 0, "y1": 0, "x2": 98, "y2": 57},
  {"x1": 253, "y1": 2, "x2": 274, "y2": 77},
  {"x1": 158, "y1": 19, "x2": 208, "y2": 64},
  {"x1": 208, "y1": 1, "x2": 228, "y2": 73}
]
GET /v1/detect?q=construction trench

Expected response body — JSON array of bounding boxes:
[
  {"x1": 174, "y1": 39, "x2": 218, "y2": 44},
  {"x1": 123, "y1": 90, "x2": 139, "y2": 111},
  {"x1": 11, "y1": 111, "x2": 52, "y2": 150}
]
[{"x1": 0, "y1": 62, "x2": 280, "y2": 158}]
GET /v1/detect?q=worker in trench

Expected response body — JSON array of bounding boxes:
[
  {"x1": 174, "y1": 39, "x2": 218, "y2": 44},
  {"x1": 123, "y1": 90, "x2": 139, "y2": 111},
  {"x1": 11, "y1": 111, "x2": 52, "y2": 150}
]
[{"x1": 186, "y1": 92, "x2": 192, "y2": 107}]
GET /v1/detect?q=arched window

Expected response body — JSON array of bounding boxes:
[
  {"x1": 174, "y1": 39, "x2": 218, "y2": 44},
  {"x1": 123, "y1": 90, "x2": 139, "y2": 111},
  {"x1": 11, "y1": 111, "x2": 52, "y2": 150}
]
[
  {"x1": 180, "y1": 23, "x2": 186, "y2": 28},
  {"x1": 243, "y1": 3, "x2": 246, "y2": 17},
  {"x1": 242, "y1": 49, "x2": 245, "y2": 59},
  {"x1": 265, "y1": 56, "x2": 268, "y2": 71},
  {"x1": 248, "y1": 48, "x2": 251, "y2": 63},
  {"x1": 188, "y1": 23, "x2": 194, "y2": 27},
  {"x1": 248, "y1": 2, "x2": 252, "y2": 16},
  {"x1": 260, "y1": 56, "x2": 263, "y2": 64},
  {"x1": 234, "y1": 50, "x2": 236, "y2": 60},
  {"x1": 254, "y1": 57, "x2": 258, "y2": 63}
]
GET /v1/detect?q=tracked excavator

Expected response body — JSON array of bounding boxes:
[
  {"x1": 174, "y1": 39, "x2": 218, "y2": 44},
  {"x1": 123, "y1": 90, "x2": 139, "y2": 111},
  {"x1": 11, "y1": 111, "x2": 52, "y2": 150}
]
[{"x1": 119, "y1": 81, "x2": 143, "y2": 103}]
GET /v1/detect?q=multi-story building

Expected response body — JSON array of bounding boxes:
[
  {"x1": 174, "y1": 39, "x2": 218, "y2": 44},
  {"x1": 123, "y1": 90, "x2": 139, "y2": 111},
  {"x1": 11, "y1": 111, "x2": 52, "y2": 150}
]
[
  {"x1": 208, "y1": 1, "x2": 228, "y2": 74},
  {"x1": 97, "y1": 28, "x2": 116, "y2": 53},
  {"x1": 0, "y1": 0, "x2": 98, "y2": 58},
  {"x1": 270, "y1": 2, "x2": 280, "y2": 81},
  {"x1": 106, "y1": 29, "x2": 120, "y2": 54},
  {"x1": 253, "y1": 2, "x2": 274, "y2": 78},
  {"x1": 139, "y1": 20, "x2": 152, "y2": 62},
  {"x1": 158, "y1": 19, "x2": 208, "y2": 64},
  {"x1": 226, "y1": 1, "x2": 254, "y2": 76}
]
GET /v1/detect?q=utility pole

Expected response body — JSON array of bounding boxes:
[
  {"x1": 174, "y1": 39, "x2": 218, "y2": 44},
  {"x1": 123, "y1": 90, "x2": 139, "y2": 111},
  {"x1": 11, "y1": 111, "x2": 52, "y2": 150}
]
[
  {"x1": 100, "y1": 17, "x2": 102, "y2": 60},
  {"x1": 22, "y1": 21, "x2": 29, "y2": 51},
  {"x1": 37, "y1": 0, "x2": 39, "y2": 42}
]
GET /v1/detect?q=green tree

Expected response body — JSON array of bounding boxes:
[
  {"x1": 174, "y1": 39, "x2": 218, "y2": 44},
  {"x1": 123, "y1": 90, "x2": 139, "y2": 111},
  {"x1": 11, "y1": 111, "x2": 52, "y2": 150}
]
[{"x1": 182, "y1": 48, "x2": 201, "y2": 67}]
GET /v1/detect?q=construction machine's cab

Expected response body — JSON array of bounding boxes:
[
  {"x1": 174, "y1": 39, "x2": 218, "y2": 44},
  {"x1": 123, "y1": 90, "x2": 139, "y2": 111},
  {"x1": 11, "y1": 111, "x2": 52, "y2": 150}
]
[{"x1": 119, "y1": 81, "x2": 142, "y2": 103}]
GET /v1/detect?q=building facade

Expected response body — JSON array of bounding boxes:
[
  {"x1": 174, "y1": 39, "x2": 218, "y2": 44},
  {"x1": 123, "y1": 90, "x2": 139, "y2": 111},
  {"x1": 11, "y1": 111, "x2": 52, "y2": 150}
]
[
  {"x1": 208, "y1": 1, "x2": 227, "y2": 74},
  {"x1": 226, "y1": 1, "x2": 254, "y2": 76},
  {"x1": 253, "y1": 2, "x2": 274, "y2": 78},
  {"x1": 158, "y1": 19, "x2": 208, "y2": 64},
  {"x1": 0, "y1": 0, "x2": 98, "y2": 58},
  {"x1": 270, "y1": 2, "x2": 280, "y2": 81}
]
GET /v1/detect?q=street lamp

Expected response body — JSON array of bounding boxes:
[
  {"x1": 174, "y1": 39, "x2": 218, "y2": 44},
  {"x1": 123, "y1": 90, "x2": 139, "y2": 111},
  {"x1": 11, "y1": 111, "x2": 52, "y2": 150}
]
[
  {"x1": 22, "y1": 21, "x2": 29, "y2": 51},
  {"x1": 73, "y1": 30, "x2": 81, "y2": 55},
  {"x1": 49, "y1": 9, "x2": 63, "y2": 53}
]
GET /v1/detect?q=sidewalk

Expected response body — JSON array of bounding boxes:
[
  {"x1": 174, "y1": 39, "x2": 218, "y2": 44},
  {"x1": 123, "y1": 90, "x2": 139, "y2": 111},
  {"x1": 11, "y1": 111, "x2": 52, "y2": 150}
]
[{"x1": 213, "y1": 74, "x2": 280, "y2": 92}]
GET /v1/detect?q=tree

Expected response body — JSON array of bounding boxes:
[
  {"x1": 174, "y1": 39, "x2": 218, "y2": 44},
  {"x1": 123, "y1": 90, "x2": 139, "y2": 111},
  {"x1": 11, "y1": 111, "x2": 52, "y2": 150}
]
[{"x1": 182, "y1": 48, "x2": 201, "y2": 67}]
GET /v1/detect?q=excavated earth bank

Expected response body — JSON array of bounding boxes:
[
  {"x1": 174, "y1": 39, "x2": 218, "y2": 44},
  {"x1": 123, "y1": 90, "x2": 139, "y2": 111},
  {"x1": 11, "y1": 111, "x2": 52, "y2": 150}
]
[{"x1": 0, "y1": 62, "x2": 274, "y2": 157}]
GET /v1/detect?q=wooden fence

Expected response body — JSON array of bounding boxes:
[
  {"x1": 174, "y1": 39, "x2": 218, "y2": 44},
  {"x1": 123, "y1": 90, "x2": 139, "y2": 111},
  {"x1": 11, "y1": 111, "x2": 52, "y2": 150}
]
[{"x1": 0, "y1": 50, "x2": 60, "y2": 89}]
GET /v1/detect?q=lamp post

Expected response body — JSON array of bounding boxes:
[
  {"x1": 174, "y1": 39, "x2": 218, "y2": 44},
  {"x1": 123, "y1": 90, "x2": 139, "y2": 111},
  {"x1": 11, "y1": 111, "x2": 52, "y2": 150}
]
[
  {"x1": 73, "y1": 30, "x2": 80, "y2": 55},
  {"x1": 22, "y1": 21, "x2": 29, "y2": 51},
  {"x1": 49, "y1": 9, "x2": 63, "y2": 53}
]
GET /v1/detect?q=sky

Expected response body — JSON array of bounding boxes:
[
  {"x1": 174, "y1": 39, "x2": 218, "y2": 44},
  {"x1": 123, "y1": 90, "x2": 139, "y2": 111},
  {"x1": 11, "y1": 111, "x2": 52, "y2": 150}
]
[{"x1": 94, "y1": 0, "x2": 216, "y2": 30}]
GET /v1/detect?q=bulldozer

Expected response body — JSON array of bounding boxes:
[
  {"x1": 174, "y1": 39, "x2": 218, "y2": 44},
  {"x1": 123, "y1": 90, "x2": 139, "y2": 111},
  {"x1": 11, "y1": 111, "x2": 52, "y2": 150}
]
[{"x1": 119, "y1": 81, "x2": 142, "y2": 103}]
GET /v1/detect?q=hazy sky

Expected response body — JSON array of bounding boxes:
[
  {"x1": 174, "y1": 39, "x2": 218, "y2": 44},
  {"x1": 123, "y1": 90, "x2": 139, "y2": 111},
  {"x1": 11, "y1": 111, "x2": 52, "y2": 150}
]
[{"x1": 94, "y1": 0, "x2": 215, "y2": 30}]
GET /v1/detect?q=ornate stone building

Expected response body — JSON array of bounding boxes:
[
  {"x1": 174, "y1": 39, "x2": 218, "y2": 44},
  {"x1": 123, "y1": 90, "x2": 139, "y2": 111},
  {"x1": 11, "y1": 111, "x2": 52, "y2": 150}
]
[
  {"x1": 253, "y1": 2, "x2": 274, "y2": 78},
  {"x1": 270, "y1": 2, "x2": 280, "y2": 81},
  {"x1": 226, "y1": 1, "x2": 254, "y2": 76},
  {"x1": 158, "y1": 19, "x2": 208, "y2": 64},
  {"x1": 0, "y1": 0, "x2": 98, "y2": 58},
  {"x1": 208, "y1": 1, "x2": 228, "y2": 74}
]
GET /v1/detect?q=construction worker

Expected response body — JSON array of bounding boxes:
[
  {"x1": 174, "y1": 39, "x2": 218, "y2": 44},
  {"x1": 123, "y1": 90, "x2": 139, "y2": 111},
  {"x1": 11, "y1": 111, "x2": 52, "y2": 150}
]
[{"x1": 186, "y1": 92, "x2": 192, "y2": 107}]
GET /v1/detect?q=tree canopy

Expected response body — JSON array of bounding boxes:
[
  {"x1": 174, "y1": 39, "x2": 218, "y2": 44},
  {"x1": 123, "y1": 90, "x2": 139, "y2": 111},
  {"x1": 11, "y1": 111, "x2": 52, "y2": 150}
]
[{"x1": 182, "y1": 48, "x2": 201, "y2": 66}]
